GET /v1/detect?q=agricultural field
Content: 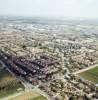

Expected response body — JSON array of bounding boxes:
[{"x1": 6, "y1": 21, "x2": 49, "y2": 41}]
[
  {"x1": 0, "y1": 68, "x2": 24, "y2": 98},
  {"x1": 79, "y1": 66, "x2": 98, "y2": 84},
  {"x1": 10, "y1": 91, "x2": 47, "y2": 100}
]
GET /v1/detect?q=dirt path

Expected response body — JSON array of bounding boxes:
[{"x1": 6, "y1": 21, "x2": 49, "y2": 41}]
[
  {"x1": 73, "y1": 64, "x2": 98, "y2": 75},
  {"x1": 1, "y1": 91, "x2": 25, "y2": 100},
  {"x1": 1, "y1": 88, "x2": 49, "y2": 100}
]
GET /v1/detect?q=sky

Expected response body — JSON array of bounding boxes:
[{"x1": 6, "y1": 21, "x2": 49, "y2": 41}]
[{"x1": 0, "y1": 0, "x2": 98, "y2": 19}]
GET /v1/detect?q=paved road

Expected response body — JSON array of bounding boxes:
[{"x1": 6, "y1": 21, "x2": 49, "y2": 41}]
[{"x1": 73, "y1": 64, "x2": 98, "y2": 75}]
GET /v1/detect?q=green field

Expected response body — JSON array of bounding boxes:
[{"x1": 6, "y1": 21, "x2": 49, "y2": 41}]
[
  {"x1": 0, "y1": 68, "x2": 24, "y2": 98},
  {"x1": 0, "y1": 68, "x2": 47, "y2": 100},
  {"x1": 79, "y1": 66, "x2": 98, "y2": 84},
  {"x1": 31, "y1": 96, "x2": 47, "y2": 100},
  {"x1": 10, "y1": 91, "x2": 47, "y2": 100}
]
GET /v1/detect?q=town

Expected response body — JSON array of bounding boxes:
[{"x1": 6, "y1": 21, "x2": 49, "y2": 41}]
[{"x1": 0, "y1": 17, "x2": 98, "y2": 100}]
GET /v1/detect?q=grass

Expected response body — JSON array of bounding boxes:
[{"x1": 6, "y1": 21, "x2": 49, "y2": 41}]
[
  {"x1": 31, "y1": 96, "x2": 47, "y2": 100},
  {"x1": 0, "y1": 69, "x2": 24, "y2": 98},
  {"x1": 79, "y1": 66, "x2": 98, "y2": 84},
  {"x1": 0, "y1": 84, "x2": 24, "y2": 98},
  {"x1": 10, "y1": 91, "x2": 47, "y2": 100},
  {"x1": 0, "y1": 68, "x2": 12, "y2": 79}
]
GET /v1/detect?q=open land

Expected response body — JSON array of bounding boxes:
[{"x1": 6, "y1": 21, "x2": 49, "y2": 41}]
[
  {"x1": 9, "y1": 91, "x2": 47, "y2": 100},
  {"x1": 79, "y1": 66, "x2": 98, "y2": 84},
  {"x1": 0, "y1": 68, "x2": 24, "y2": 98}
]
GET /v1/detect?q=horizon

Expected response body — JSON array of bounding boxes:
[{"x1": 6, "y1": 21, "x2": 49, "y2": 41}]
[
  {"x1": 0, "y1": 0, "x2": 98, "y2": 20},
  {"x1": 1, "y1": 15, "x2": 98, "y2": 21}
]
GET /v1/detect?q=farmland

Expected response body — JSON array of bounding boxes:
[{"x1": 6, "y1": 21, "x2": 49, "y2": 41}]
[
  {"x1": 0, "y1": 68, "x2": 24, "y2": 98},
  {"x1": 79, "y1": 66, "x2": 98, "y2": 84}
]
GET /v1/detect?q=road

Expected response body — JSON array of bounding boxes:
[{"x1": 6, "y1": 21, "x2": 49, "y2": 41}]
[{"x1": 73, "y1": 64, "x2": 98, "y2": 75}]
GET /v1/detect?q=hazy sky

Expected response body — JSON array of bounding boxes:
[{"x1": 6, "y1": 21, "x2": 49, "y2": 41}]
[{"x1": 0, "y1": 0, "x2": 98, "y2": 19}]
